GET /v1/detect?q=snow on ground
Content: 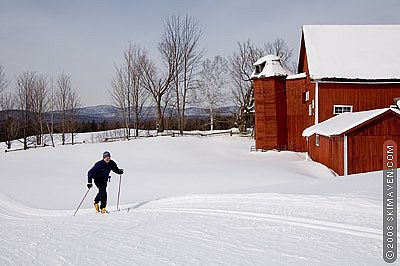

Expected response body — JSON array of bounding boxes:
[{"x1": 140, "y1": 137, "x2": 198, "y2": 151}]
[
  {"x1": 0, "y1": 134, "x2": 331, "y2": 210},
  {"x1": 0, "y1": 134, "x2": 394, "y2": 265}
]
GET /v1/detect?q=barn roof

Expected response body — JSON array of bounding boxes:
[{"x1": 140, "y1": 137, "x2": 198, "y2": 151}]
[
  {"x1": 302, "y1": 25, "x2": 400, "y2": 81},
  {"x1": 302, "y1": 108, "x2": 400, "y2": 137},
  {"x1": 251, "y1": 55, "x2": 292, "y2": 79}
]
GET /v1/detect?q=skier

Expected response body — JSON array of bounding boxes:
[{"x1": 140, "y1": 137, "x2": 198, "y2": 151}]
[{"x1": 87, "y1": 151, "x2": 124, "y2": 213}]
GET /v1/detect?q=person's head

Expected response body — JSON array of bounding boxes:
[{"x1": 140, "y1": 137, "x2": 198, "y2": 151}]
[{"x1": 103, "y1": 151, "x2": 111, "y2": 163}]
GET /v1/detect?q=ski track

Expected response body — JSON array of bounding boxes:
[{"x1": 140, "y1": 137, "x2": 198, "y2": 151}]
[
  {"x1": 133, "y1": 207, "x2": 381, "y2": 240},
  {"x1": 0, "y1": 193, "x2": 386, "y2": 265}
]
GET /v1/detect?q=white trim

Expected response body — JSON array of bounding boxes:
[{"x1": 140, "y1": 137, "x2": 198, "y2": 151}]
[
  {"x1": 344, "y1": 135, "x2": 348, "y2": 176},
  {"x1": 305, "y1": 137, "x2": 309, "y2": 161},
  {"x1": 315, "y1": 81, "x2": 319, "y2": 124}
]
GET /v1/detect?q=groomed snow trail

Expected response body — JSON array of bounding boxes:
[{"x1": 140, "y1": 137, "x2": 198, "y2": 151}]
[
  {"x1": 0, "y1": 193, "x2": 383, "y2": 265},
  {"x1": 0, "y1": 136, "x2": 390, "y2": 265}
]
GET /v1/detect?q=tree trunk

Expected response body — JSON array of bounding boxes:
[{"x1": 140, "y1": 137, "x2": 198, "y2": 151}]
[
  {"x1": 46, "y1": 121, "x2": 55, "y2": 147},
  {"x1": 180, "y1": 84, "x2": 186, "y2": 134},
  {"x1": 23, "y1": 111, "x2": 28, "y2": 150},
  {"x1": 62, "y1": 112, "x2": 66, "y2": 145},
  {"x1": 175, "y1": 76, "x2": 181, "y2": 134},
  {"x1": 135, "y1": 111, "x2": 139, "y2": 137},
  {"x1": 210, "y1": 106, "x2": 214, "y2": 131},
  {"x1": 156, "y1": 97, "x2": 164, "y2": 133}
]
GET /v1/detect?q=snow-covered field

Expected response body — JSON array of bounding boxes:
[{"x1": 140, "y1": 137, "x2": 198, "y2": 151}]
[{"x1": 0, "y1": 134, "x2": 393, "y2": 265}]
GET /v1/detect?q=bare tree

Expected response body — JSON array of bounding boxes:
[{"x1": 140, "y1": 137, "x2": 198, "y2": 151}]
[
  {"x1": 130, "y1": 49, "x2": 150, "y2": 137},
  {"x1": 0, "y1": 65, "x2": 9, "y2": 108},
  {"x1": 161, "y1": 14, "x2": 203, "y2": 134},
  {"x1": 56, "y1": 73, "x2": 69, "y2": 145},
  {"x1": 1, "y1": 91, "x2": 14, "y2": 111},
  {"x1": 111, "y1": 65, "x2": 130, "y2": 138},
  {"x1": 229, "y1": 40, "x2": 262, "y2": 133},
  {"x1": 1, "y1": 93, "x2": 19, "y2": 149},
  {"x1": 110, "y1": 43, "x2": 149, "y2": 138},
  {"x1": 194, "y1": 56, "x2": 228, "y2": 131},
  {"x1": 31, "y1": 74, "x2": 49, "y2": 145},
  {"x1": 264, "y1": 38, "x2": 294, "y2": 70},
  {"x1": 45, "y1": 77, "x2": 56, "y2": 147},
  {"x1": 16, "y1": 71, "x2": 36, "y2": 150},
  {"x1": 141, "y1": 46, "x2": 175, "y2": 133},
  {"x1": 229, "y1": 38, "x2": 294, "y2": 133},
  {"x1": 55, "y1": 73, "x2": 81, "y2": 145},
  {"x1": 67, "y1": 89, "x2": 81, "y2": 145},
  {"x1": 0, "y1": 67, "x2": 19, "y2": 149}
]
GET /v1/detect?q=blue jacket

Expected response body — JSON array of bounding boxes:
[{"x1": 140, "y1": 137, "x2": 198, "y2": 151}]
[{"x1": 88, "y1": 159, "x2": 121, "y2": 183}]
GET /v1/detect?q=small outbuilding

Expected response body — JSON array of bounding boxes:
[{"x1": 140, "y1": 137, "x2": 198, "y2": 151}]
[{"x1": 303, "y1": 107, "x2": 400, "y2": 175}]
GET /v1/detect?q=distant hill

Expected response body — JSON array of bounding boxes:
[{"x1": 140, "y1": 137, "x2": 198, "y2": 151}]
[{"x1": 0, "y1": 105, "x2": 237, "y2": 124}]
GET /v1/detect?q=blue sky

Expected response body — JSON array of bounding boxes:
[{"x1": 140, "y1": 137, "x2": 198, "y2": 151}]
[{"x1": 1, "y1": 0, "x2": 399, "y2": 106}]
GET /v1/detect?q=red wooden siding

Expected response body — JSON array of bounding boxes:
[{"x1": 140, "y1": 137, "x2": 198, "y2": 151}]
[
  {"x1": 298, "y1": 33, "x2": 400, "y2": 124},
  {"x1": 318, "y1": 83, "x2": 400, "y2": 122},
  {"x1": 286, "y1": 46, "x2": 315, "y2": 152},
  {"x1": 254, "y1": 29, "x2": 400, "y2": 176},
  {"x1": 307, "y1": 111, "x2": 400, "y2": 175},
  {"x1": 308, "y1": 135, "x2": 344, "y2": 175},
  {"x1": 253, "y1": 76, "x2": 288, "y2": 150},
  {"x1": 347, "y1": 112, "x2": 400, "y2": 175},
  {"x1": 286, "y1": 78, "x2": 308, "y2": 151}
]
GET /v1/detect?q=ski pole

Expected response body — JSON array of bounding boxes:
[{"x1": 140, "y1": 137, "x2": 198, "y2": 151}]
[
  {"x1": 117, "y1": 174, "x2": 122, "y2": 211},
  {"x1": 73, "y1": 188, "x2": 90, "y2": 216}
]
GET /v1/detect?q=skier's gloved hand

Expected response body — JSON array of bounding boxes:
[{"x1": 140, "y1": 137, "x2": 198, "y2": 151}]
[
  {"x1": 87, "y1": 183, "x2": 93, "y2": 189},
  {"x1": 118, "y1": 169, "x2": 124, "y2": 175},
  {"x1": 108, "y1": 176, "x2": 111, "y2": 182}
]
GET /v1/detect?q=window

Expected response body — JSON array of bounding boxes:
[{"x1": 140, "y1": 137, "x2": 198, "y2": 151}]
[
  {"x1": 333, "y1": 105, "x2": 353, "y2": 114},
  {"x1": 315, "y1": 134, "x2": 320, "y2": 146},
  {"x1": 302, "y1": 91, "x2": 310, "y2": 103},
  {"x1": 254, "y1": 62, "x2": 266, "y2": 75},
  {"x1": 308, "y1": 104, "x2": 313, "y2": 116}
]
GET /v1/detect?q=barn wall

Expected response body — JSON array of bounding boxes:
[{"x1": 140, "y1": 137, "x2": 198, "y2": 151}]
[
  {"x1": 308, "y1": 112, "x2": 400, "y2": 176},
  {"x1": 348, "y1": 112, "x2": 400, "y2": 174},
  {"x1": 308, "y1": 135, "x2": 344, "y2": 175},
  {"x1": 286, "y1": 78, "x2": 307, "y2": 151},
  {"x1": 275, "y1": 78, "x2": 288, "y2": 149},
  {"x1": 286, "y1": 50, "x2": 316, "y2": 152},
  {"x1": 253, "y1": 76, "x2": 288, "y2": 150},
  {"x1": 318, "y1": 83, "x2": 400, "y2": 123}
]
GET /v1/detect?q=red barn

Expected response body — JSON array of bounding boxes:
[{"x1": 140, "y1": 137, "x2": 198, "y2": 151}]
[
  {"x1": 303, "y1": 108, "x2": 400, "y2": 175},
  {"x1": 252, "y1": 25, "x2": 400, "y2": 175}
]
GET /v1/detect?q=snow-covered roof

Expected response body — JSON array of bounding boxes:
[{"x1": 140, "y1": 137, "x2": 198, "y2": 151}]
[
  {"x1": 302, "y1": 108, "x2": 400, "y2": 137},
  {"x1": 251, "y1": 54, "x2": 292, "y2": 79},
  {"x1": 286, "y1": 73, "x2": 306, "y2": 80},
  {"x1": 303, "y1": 25, "x2": 400, "y2": 80}
]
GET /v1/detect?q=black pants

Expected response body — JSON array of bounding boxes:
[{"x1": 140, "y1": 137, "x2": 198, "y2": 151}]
[{"x1": 94, "y1": 178, "x2": 107, "y2": 209}]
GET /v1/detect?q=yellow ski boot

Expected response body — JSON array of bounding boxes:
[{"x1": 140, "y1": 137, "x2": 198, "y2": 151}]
[
  {"x1": 94, "y1": 203, "x2": 100, "y2": 213},
  {"x1": 101, "y1": 208, "x2": 108, "y2": 214}
]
